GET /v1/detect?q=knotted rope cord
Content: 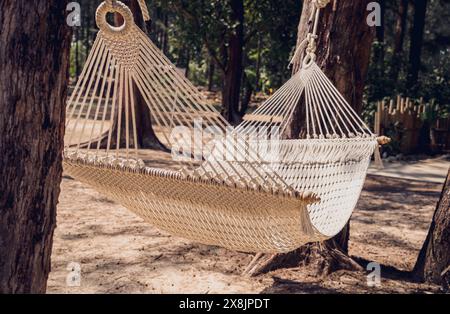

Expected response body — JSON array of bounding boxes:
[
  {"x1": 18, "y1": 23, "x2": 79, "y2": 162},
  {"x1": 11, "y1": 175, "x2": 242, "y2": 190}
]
[
  {"x1": 137, "y1": 0, "x2": 150, "y2": 21},
  {"x1": 289, "y1": 0, "x2": 331, "y2": 67}
]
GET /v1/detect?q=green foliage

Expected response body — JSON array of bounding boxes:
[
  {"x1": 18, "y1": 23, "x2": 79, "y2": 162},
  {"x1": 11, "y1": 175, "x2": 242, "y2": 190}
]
[
  {"x1": 148, "y1": 0, "x2": 300, "y2": 92},
  {"x1": 419, "y1": 51, "x2": 450, "y2": 113},
  {"x1": 365, "y1": 0, "x2": 450, "y2": 126}
]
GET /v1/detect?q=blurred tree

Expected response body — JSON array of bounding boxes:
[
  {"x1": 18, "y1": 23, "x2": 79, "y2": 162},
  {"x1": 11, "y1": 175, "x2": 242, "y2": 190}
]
[
  {"x1": 221, "y1": 0, "x2": 245, "y2": 123},
  {"x1": 407, "y1": 0, "x2": 429, "y2": 90},
  {"x1": 376, "y1": 0, "x2": 386, "y2": 61},
  {"x1": 390, "y1": 0, "x2": 409, "y2": 84}
]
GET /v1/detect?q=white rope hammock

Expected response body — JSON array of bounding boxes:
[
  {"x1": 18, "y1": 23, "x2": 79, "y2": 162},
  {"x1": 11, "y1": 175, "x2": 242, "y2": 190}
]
[{"x1": 64, "y1": 0, "x2": 385, "y2": 253}]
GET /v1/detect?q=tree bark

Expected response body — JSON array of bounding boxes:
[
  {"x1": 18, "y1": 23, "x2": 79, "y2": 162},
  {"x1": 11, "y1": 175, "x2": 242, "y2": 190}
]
[
  {"x1": 162, "y1": 13, "x2": 169, "y2": 56},
  {"x1": 84, "y1": 0, "x2": 91, "y2": 58},
  {"x1": 0, "y1": 0, "x2": 71, "y2": 293},
  {"x1": 390, "y1": 0, "x2": 409, "y2": 84},
  {"x1": 375, "y1": 0, "x2": 386, "y2": 63},
  {"x1": 221, "y1": 0, "x2": 244, "y2": 124},
  {"x1": 376, "y1": 0, "x2": 385, "y2": 44},
  {"x1": 75, "y1": 26, "x2": 80, "y2": 79},
  {"x1": 208, "y1": 57, "x2": 216, "y2": 91},
  {"x1": 255, "y1": 34, "x2": 262, "y2": 91},
  {"x1": 407, "y1": 0, "x2": 428, "y2": 89},
  {"x1": 413, "y1": 169, "x2": 450, "y2": 288},
  {"x1": 240, "y1": 72, "x2": 253, "y2": 116},
  {"x1": 185, "y1": 49, "x2": 191, "y2": 80},
  {"x1": 248, "y1": 0, "x2": 374, "y2": 277}
]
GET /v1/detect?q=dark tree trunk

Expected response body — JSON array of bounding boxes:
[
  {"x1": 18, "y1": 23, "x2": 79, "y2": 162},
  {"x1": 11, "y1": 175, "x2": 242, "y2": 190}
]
[
  {"x1": 394, "y1": 0, "x2": 409, "y2": 56},
  {"x1": 413, "y1": 169, "x2": 450, "y2": 288},
  {"x1": 376, "y1": 0, "x2": 385, "y2": 44},
  {"x1": 240, "y1": 72, "x2": 253, "y2": 116},
  {"x1": 84, "y1": 0, "x2": 91, "y2": 59},
  {"x1": 248, "y1": 0, "x2": 374, "y2": 277},
  {"x1": 390, "y1": 0, "x2": 409, "y2": 84},
  {"x1": 375, "y1": 0, "x2": 386, "y2": 62},
  {"x1": 148, "y1": 1, "x2": 158, "y2": 43},
  {"x1": 75, "y1": 27, "x2": 80, "y2": 79},
  {"x1": 221, "y1": 0, "x2": 244, "y2": 125},
  {"x1": 105, "y1": 0, "x2": 166, "y2": 151},
  {"x1": 208, "y1": 57, "x2": 215, "y2": 91},
  {"x1": 0, "y1": 0, "x2": 71, "y2": 293},
  {"x1": 372, "y1": 0, "x2": 386, "y2": 96},
  {"x1": 162, "y1": 13, "x2": 169, "y2": 56},
  {"x1": 407, "y1": 0, "x2": 428, "y2": 89},
  {"x1": 185, "y1": 49, "x2": 191, "y2": 80},
  {"x1": 255, "y1": 34, "x2": 262, "y2": 91}
]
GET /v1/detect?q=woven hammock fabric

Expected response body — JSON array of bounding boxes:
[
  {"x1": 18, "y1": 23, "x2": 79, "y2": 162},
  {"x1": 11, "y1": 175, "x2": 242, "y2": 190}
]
[{"x1": 64, "y1": 1, "x2": 378, "y2": 253}]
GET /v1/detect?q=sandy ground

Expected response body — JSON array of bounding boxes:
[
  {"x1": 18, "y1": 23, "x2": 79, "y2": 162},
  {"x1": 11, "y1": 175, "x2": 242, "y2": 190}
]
[
  {"x1": 368, "y1": 155, "x2": 450, "y2": 184},
  {"x1": 47, "y1": 160, "x2": 448, "y2": 294}
]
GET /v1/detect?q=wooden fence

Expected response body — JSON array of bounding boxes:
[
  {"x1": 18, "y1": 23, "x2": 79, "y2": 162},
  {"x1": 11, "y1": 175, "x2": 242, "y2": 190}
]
[{"x1": 374, "y1": 96, "x2": 450, "y2": 154}]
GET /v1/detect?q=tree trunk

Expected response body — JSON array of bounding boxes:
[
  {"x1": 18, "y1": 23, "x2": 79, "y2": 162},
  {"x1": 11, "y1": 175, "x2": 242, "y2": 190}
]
[
  {"x1": 75, "y1": 26, "x2": 80, "y2": 79},
  {"x1": 185, "y1": 49, "x2": 191, "y2": 80},
  {"x1": 240, "y1": 72, "x2": 253, "y2": 116},
  {"x1": 84, "y1": 0, "x2": 91, "y2": 58},
  {"x1": 147, "y1": 1, "x2": 158, "y2": 43},
  {"x1": 255, "y1": 34, "x2": 262, "y2": 91},
  {"x1": 375, "y1": 0, "x2": 386, "y2": 62},
  {"x1": 102, "y1": 0, "x2": 166, "y2": 151},
  {"x1": 413, "y1": 169, "x2": 450, "y2": 288},
  {"x1": 162, "y1": 13, "x2": 169, "y2": 56},
  {"x1": 248, "y1": 0, "x2": 374, "y2": 277},
  {"x1": 0, "y1": 0, "x2": 71, "y2": 293},
  {"x1": 207, "y1": 57, "x2": 215, "y2": 91},
  {"x1": 372, "y1": 0, "x2": 386, "y2": 97},
  {"x1": 407, "y1": 0, "x2": 428, "y2": 90},
  {"x1": 390, "y1": 0, "x2": 408, "y2": 84},
  {"x1": 221, "y1": 0, "x2": 244, "y2": 125},
  {"x1": 376, "y1": 0, "x2": 385, "y2": 44}
]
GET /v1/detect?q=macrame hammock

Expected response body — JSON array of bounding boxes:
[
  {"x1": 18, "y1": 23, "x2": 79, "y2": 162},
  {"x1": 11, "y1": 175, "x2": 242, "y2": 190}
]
[{"x1": 64, "y1": 0, "x2": 388, "y2": 253}]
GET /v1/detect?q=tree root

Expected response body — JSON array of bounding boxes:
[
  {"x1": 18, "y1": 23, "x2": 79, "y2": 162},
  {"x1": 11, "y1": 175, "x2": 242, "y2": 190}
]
[{"x1": 244, "y1": 242, "x2": 362, "y2": 277}]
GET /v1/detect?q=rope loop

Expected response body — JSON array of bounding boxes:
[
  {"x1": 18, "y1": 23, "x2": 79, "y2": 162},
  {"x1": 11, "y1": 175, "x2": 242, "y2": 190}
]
[
  {"x1": 299, "y1": 0, "x2": 330, "y2": 68},
  {"x1": 301, "y1": 33, "x2": 318, "y2": 68},
  {"x1": 305, "y1": 33, "x2": 318, "y2": 54},
  {"x1": 96, "y1": 1, "x2": 134, "y2": 37}
]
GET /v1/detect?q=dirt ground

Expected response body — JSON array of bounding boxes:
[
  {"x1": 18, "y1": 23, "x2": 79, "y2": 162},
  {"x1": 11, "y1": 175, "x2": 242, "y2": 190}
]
[{"x1": 47, "y1": 169, "x2": 445, "y2": 294}]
